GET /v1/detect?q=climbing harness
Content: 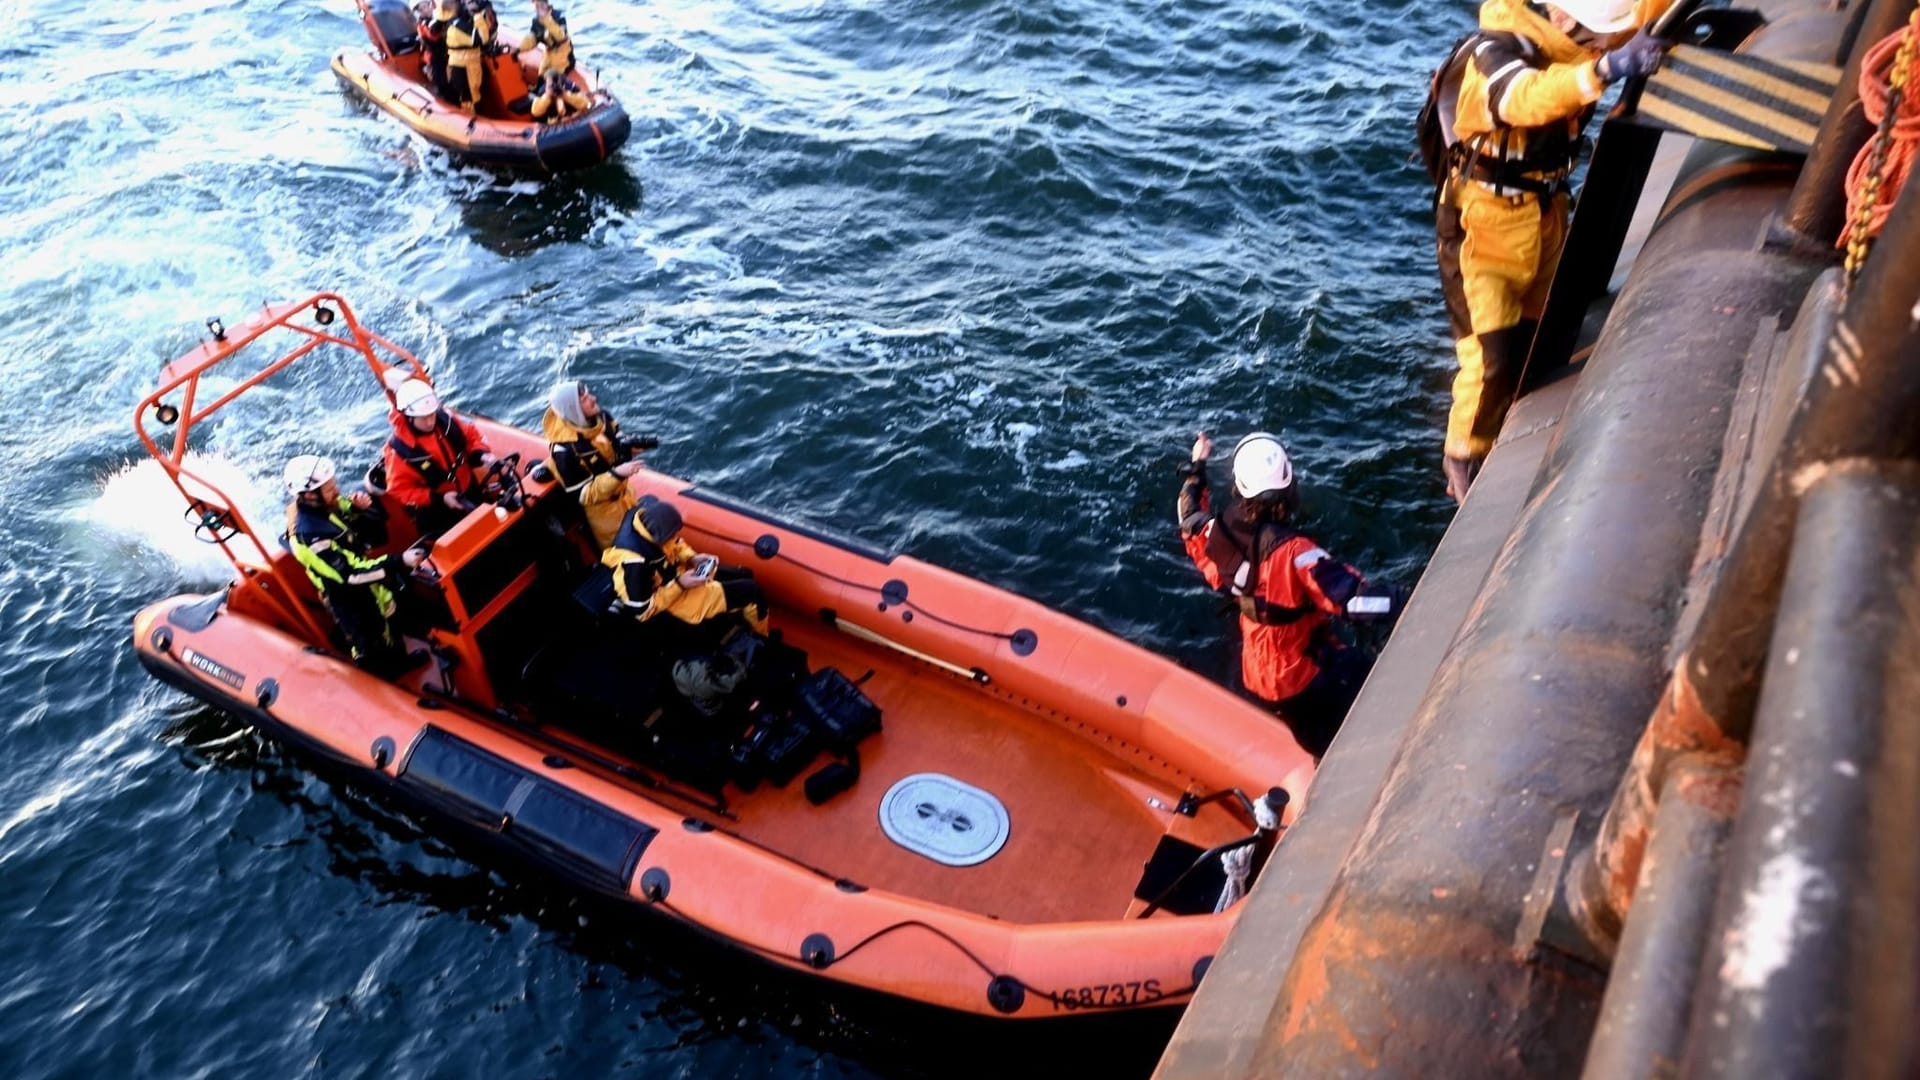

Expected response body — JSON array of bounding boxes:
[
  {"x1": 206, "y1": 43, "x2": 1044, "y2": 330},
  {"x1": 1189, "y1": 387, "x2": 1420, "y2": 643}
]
[{"x1": 1417, "y1": 32, "x2": 1581, "y2": 200}]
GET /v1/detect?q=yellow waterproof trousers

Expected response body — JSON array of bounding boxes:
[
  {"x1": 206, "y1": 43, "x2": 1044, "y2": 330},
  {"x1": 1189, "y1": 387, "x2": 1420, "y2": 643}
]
[
  {"x1": 448, "y1": 47, "x2": 484, "y2": 112},
  {"x1": 1435, "y1": 183, "x2": 1568, "y2": 461}
]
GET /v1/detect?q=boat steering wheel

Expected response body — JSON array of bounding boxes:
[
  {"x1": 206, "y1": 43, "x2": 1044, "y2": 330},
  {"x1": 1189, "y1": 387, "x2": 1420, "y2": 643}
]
[{"x1": 476, "y1": 452, "x2": 525, "y2": 511}]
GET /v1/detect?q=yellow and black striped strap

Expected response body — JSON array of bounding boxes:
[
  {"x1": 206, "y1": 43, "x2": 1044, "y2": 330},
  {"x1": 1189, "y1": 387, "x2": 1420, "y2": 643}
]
[{"x1": 1634, "y1": 45, "x2": 1840, "y2": 154}]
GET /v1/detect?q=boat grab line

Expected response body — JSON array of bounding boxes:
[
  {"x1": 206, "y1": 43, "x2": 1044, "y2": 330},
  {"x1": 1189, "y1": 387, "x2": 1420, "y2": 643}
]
[
  {"x1": 708, "y1": 529, "x2": 1036, "y2": 651},
  {"x1": 645, "y1": 897, "x2": 1202, "y2": 1011}
]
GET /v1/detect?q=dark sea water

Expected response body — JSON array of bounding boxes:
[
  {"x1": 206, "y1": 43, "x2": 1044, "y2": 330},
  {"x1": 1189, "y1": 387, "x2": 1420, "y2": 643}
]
[{"x1": 1, "y1": 0, "x2": 1462, "y2": 1075}]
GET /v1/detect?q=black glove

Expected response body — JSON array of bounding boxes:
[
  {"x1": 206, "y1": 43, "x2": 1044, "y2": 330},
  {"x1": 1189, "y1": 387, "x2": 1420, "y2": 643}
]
[
  {"x1": 1599, "y1": 30, "x2": 1666, "y2": 84},
  {"x1": 383, "y1": 559, "x2": 412, "y2": 593}
]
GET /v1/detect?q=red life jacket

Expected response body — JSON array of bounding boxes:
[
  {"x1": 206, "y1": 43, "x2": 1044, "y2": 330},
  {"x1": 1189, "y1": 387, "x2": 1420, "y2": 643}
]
[
  {"x1": 383, "y1": 411, "x2": 486, "y2": 510},
  {"x1": 1191, "y1": 507, "x2": 1342, "y2": 703}
]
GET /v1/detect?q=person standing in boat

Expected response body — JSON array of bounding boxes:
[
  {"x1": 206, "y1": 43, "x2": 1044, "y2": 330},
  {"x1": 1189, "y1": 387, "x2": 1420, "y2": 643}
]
[
  {"x1": 1433, "y1": 0, "x2": 1670, "y2": 502},
  {"x1": 603, "y1": 498, "x2": 770, "y2": 634},
  {"x1": 1175, "y1": 432, "x2": 1403, "y2": 759},
  {"x1": 440, "y1": 0, "x2": 487, "y2": 115},
  {"x1": 541, "y1": 378, "x2": 656, "y2": 549},
  {"x1": 283, "y1": 454, "x2": 428, "y2": 677},
  {"x1": 416, "y1": 0, "x2": 452, "y2": 97},
  {"x1": 382, "y1": 376, "x2": 495, "y2": 538},
  {"x1": 520, "y1": 0, "x2": 576, "y2": 79}
]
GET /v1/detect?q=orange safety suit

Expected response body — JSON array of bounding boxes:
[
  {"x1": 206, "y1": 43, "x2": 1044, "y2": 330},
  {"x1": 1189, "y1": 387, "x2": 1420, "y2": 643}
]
[{"x1": 382, "y1": 408, "x2": 491, "y2": 527}]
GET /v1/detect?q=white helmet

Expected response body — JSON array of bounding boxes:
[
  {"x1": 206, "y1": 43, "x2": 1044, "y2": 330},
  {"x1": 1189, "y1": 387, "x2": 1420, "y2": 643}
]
[
  {"x1": 1232, "y1": 433, "x2": 1295, "y2": 499},
  {"x1": 392, "y1": 377, "x2": 441, "y2": 418},
  {"x1": 284, "y1": 454, "x2": 337, "y2": 497},
  {"x1": 1549, "y1": 0, "x2": 1636, "y2": 34}
]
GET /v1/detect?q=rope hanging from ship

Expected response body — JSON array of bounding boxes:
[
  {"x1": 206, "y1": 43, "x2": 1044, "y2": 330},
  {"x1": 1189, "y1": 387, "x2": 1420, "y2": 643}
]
[{"x1": 1840, "y1": 7, "x2": 1920, "y2": 286}]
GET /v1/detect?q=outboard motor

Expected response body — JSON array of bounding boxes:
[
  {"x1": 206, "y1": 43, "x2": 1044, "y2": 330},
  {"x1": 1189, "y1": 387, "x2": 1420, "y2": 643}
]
[{"x1": 362, "y1": 0, "x2": 422, "y2": 56}]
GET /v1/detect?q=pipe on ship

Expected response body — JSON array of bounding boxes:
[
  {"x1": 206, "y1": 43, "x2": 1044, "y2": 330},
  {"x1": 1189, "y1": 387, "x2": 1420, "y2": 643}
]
[
  {"x1": 1574, "y1": 94, "x2": 1920, "y2": 1075},
  {"x1": 1682, "y1": 464, "x2": 1920, "y2": 1079},
  {"x1": 1578, "y1": 752, "x2": 1739, "y2": 1080},
  {"x1": 1253, "y1": 145, "x2": 1823, "y2": 1075}
]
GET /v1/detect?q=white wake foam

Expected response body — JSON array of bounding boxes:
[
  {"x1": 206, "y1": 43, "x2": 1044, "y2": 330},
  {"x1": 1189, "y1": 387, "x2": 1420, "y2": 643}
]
[{"x1": 86, "y1": 454, "x2": 278, "y2": 587}]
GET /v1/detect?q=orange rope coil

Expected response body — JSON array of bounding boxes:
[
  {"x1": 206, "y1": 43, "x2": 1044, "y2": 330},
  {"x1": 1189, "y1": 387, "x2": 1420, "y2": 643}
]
[{"x1": 1840, "y1": 13, "x2": 1920, "y2": 264}]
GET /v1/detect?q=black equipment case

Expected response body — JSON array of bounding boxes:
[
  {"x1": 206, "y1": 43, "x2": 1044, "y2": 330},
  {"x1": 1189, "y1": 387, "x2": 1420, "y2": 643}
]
[{"x1": 794, "y1": 668, "x2": 882, "y2": 750}]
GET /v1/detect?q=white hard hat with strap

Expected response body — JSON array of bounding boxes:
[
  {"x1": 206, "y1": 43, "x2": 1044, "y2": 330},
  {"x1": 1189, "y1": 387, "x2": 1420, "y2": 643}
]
[
  {"x1": 392, "y1": 378, "x2": 441, "y2": 418},
  {"x1": 283, "y1": 454, "x2": 337, "y2": 496},
  {"x1": 1549, "y1": 0, "x2": 1637, "y2": 34},
  {"x1": 1231, "y1": 432, "x2": 1295, "y2": 499}
]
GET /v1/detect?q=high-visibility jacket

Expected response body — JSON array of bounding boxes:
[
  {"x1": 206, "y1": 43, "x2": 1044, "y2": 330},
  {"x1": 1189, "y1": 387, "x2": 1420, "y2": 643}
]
[
  {"x1": 531, "y1": 81, "x2": 591, "y2": 121},
  {"x1": 1448, "y1": 0, "x2": 1674, "y2": 198},
  {"x1": 419, "y1": 13, "x2": 449, "y2": 57},
  {"x1": 542, "y1": 407, "x2": 634, "y2": 549},
  {"x1": 286, "y1": 499, "x2": 398, "y2": 615},
  {"x1": 541, "y1": 407, "x2": 623, "y2": 491},
  {"x1": 470, "y1": 0, "x2": 498, "y2": 48},
  {"x1": 445, "y1": 13, "x2": 482, "y2": 60}
]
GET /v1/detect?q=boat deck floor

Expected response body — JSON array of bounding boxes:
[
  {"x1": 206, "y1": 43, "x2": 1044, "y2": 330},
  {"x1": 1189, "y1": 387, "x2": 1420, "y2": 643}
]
[{"x1": 711, "y1": 621, "x2": 1244, "y2": 925}]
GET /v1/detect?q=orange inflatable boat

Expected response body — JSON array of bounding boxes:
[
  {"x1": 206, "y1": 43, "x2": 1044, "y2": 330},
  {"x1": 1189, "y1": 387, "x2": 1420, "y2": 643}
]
[
  {"x1": 130, "y1": 295, "x2": 1316, "y2": 1020},
  {"x1": 332, "y1": 0, "x2": 629, "y2": 172}
]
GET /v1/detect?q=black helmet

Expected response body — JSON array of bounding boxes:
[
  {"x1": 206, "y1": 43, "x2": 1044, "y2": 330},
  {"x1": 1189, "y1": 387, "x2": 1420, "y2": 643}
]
[{"x1": 639, "y1": 499, "x2": 683, "y2": 543}]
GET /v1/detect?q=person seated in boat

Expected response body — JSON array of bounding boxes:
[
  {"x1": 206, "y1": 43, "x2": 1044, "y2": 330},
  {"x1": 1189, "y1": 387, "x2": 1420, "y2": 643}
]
[
  {"x1": 283, "y1": 453, "x2": 429, "y2": 677},
  {"x1": 603, "y1": 498, "x2": 770, "y2": 634},
  {"x1": 520, "y1": 0, "x2": 576, "y2": 79},
  {"x1": 415, "y1": 0, "x2": 452, "y2": 95},
  {"x1": 541, "y1": 378, "x2": 657, "y2": 549},
  {"x1": 1175, "y1": 432, "x2": 1404, "y2": 760},
  {"x1": 440, "y1": 0, "x2": 486, "y2": 115},
  {"x1": 382, "y1": 376, "x2": 496, "y2": 538},
  {"x1": 530, "y1": 70, "x2": 592, "y2": 123}
]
